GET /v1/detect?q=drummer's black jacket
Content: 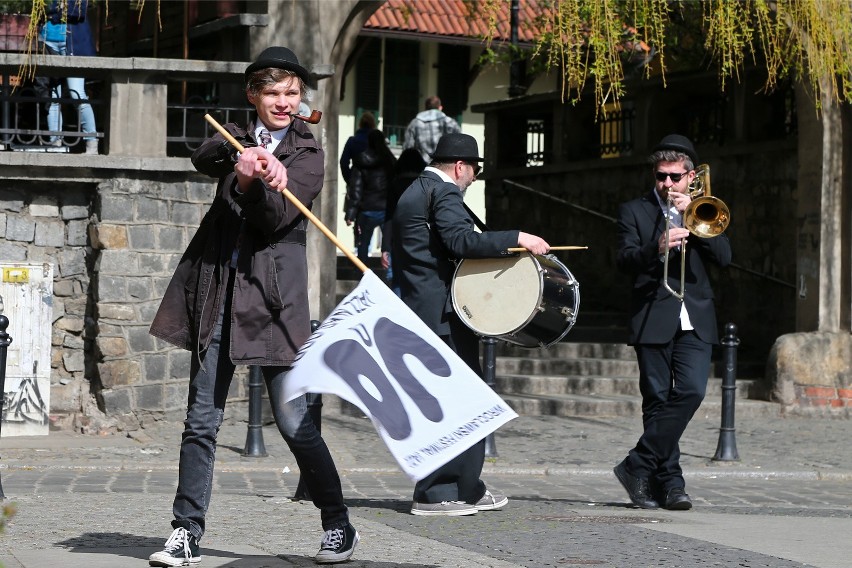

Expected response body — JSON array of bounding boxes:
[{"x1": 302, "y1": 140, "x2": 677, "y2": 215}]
[{"x1": 391, "y1": 169, "x2": 518, "y2": 337}]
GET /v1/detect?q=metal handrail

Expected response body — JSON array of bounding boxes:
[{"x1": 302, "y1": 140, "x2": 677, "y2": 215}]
[{"x1": 502, "y1": 178, "x2": 796, "y2": 289}]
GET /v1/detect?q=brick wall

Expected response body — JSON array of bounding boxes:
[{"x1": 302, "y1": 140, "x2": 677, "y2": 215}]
[{"x1": 796, "y1": 386, "x2": 852, "y2": 409}]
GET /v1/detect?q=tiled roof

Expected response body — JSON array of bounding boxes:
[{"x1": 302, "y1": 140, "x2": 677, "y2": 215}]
[{"x1": 364, "y1": 0, "x2": 548, "y2": 43}]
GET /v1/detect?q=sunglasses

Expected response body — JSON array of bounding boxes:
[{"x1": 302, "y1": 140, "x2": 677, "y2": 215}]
[
  {"x1": 655, "y1": 171, "x2": 689, "y2": 183},
  {"x1": 465, "y1": 162, "x2": 482, "y2": 177}
]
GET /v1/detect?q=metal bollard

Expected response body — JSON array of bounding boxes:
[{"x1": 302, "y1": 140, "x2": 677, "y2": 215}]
[
  {"x1": 0, "y1": 295, "x2": 10, "y2": 499},
  {"x1": 243, "y1": 365, "x2": 268, "y2": 457},
  {"x1": 713, "y1": 322, "x2": 740, "y2": 461},
  {"x1": 293, "y1": 320, "x2": 322, "y2": 501},
  {"x1": 480, "y1": 336, "x2": 499, "y2": 458}
]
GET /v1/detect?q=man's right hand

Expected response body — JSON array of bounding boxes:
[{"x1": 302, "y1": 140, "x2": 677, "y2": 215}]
[{"x1": 518, "y1": 232, "x2": 550, "y2": 255}]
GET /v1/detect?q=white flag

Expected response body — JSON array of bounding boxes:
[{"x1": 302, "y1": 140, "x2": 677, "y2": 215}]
[{"x1": 285, "y1": 270, "x2": 518, "y2": 481}]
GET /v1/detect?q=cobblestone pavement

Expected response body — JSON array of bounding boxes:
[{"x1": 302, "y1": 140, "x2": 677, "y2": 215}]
[{"x1": 0, "y1": 411, "x2": 850, "y2": 567}]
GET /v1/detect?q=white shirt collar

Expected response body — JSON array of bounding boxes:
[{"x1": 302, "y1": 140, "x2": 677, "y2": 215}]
[{"x1": 425, "y1": 166, "x2": 455, "y2": 185}]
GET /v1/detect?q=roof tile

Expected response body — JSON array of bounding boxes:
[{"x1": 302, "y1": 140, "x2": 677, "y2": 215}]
[{"x1": 365, "y1": 0, "x2": 549, "y2": 42}]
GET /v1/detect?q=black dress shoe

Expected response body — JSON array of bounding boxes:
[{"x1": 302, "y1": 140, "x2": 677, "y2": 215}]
[
  {"x1": 613, "y1": 459, "x2": 659, "y2": 509},
  {"x1": 663, "y1": 488, "x2": 693, "y2": 510}
]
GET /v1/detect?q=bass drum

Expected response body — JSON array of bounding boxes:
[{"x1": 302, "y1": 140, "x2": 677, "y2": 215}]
[{"x1": 451, "y1": 253, "x2": 580, "y2": 348}]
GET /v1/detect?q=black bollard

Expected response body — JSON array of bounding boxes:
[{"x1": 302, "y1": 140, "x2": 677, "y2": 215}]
[
  {"x1": 480, "y1": 336, "x2": 499, "y2": 458},
  {"x1": 713, "y1": 322, "x2": 740, "y2": 461},
  {"x1": 293, "y1": 320, "x2": 322, "y2": 501},
  {"x1": 243, "y1": 365, "x2": 268, "y2": 457},
  {"x1": 0, "y1": 295, "x2": 10, "y2": 499}
]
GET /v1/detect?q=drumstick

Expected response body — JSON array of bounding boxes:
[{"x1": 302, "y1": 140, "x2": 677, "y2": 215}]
[
  {"x1": 203, "y1": 114, "x2": 370, "y2": 274},
  {"x1": 507, "y1": 246, "x2": 589, "y2": 252}
]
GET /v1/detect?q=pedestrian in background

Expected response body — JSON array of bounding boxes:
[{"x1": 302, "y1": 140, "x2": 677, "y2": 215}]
[
  {"x1": 339, "y1": 111, "x2": 376, "y2": 185},
  {"x1": 382, "y1": 147, "x2": 426, "y2": 295},
  {"x1": 402, "y1": 95, "x2": 460, "y2": 163},
  {"x1": 613, "y1": 134, "x2": 732, "y2": 511},
  {"x1": 37, "y1": 0, "x2": 98, "y2": 154},
  {"x1": 344, "y1": 129, "x2": 396, "y2": 262},
  {"x1": 392, "y1": 132, "x2": 549, "y2": 516},
  {"x1": 148, "y1": 46, "x2": 358, "y2": 566}
]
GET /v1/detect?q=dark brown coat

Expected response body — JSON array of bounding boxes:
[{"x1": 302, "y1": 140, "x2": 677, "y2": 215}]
[{"x1": 149, "y1": 119, "x2": 324, "y2": 365}]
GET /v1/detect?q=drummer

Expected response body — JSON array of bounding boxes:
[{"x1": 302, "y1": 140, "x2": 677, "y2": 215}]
[{"x1": 391, "y1": 132, "x2": 549, "y2": 517}]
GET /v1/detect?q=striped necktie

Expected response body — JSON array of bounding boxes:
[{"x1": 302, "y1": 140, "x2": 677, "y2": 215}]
[{"x1": 259, "y1": 128, "x2": 272, "y2": 149}]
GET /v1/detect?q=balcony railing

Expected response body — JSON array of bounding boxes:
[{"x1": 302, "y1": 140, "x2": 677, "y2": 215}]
[{"x1": 0, "y1": 52, "x2": 255, "y2": 159}]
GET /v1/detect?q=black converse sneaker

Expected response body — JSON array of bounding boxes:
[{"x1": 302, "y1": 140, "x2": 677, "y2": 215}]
[
  {"x1": 149, "y1": 527, "x2": 201, "y2": 567},
  {"x1": 314, "y1": 523, "x2": 359, "y2": 564}
]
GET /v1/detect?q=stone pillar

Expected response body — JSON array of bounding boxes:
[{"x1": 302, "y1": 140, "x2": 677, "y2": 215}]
[
  {"x1": 768, "y1": 79, "x2": 851, "y2": 413},
  {"x1": 108, "y1": 73, "x2": 168, "y2": 157}
]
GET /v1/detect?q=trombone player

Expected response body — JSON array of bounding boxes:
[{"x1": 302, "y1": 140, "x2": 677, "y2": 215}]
[{"x1": 614, "y1": 134, "x2": 732, "y2": 510}]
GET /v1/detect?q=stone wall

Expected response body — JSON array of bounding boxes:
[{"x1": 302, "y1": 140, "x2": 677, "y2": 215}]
[
  {"x1": 0, "y1": 173, "x2": 262, "y2": 433},
  {"x1": 89, "y1": 175, "x2": 255, "y2": 430},
  {"x1": 0, "y1": 181, "x2": 94, "y2": 430}
]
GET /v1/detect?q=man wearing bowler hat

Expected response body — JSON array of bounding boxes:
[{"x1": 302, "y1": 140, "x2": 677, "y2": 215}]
[
  {"x1": 613, "y1": 134, "x2": 731, "y2": 511},
  {"x1": 148, "y1": 46, "x2": 358, "y2": 565},
  {"x1": 392, "y1": 132, "x2": 551, "y2": 516}
]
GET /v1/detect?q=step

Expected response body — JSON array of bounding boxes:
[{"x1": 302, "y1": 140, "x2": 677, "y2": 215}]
[
  {"x1": 500, "y1": 392, "x2": 781, "y2": 419},
  {"x1": 495, "y1": 374, "x2": 757, "y2": 399},
  {"x1": 496, "y1": 342, "x2": 635, "y2": 360},
  {"x1": 496, "y1": 356, "x2": 640, "y2": 377}
]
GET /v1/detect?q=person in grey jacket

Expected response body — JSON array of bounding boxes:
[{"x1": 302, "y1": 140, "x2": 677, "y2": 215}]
[
  {"x1": 402, "y1": 96, "x2": 461, "y2": 163},
  {"x1": 392, "y1": 132, "x2": 549, "y2": 516},
  {"x1": 148, "y1": 46, "x2": 358, "y2": 566}
]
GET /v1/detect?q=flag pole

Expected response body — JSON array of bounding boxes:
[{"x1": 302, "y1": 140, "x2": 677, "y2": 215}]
[{"x1": 203, "y1": 114, "x2": 369, "y2": 274}]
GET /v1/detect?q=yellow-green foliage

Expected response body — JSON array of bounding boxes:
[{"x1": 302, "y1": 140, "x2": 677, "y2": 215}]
[{"x1": 481, "y1": 0, "x2": 852, "y2": 114}]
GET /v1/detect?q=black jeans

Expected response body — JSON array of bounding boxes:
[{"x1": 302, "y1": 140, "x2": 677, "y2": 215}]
[
  {"x1": 171, "y1": 277, "x2": 349, "y2": 540},
  {"x1": 627, "y1": 329, "x2": 711, "y2": 493}
]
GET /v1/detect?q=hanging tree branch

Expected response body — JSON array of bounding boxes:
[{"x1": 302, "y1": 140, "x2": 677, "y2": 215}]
[{"x1": 480, "y1": 0, "x2": 852, "y2": 115}]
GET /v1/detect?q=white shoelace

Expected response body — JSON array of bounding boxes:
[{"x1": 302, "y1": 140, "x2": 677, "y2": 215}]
[
  {"x1": 163, "y1": 527, "x2": 193, "y2": 558},
  {"x1": 321, "y1": 528, "x2": 344, "y2": 550}
]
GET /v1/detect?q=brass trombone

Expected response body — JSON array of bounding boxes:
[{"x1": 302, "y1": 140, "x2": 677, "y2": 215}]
[{"x1": 662, "y1": 164, "x2": 730, "y2": 301}]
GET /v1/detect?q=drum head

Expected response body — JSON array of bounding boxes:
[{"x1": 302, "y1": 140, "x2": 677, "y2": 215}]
[{"x1": 451, "y1": 254, "x2": 542, "y2": 336}]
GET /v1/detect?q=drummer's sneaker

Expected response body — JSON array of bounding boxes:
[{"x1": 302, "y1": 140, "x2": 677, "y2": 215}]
[
  {"x1": 315, "y1": 523, "x2": 359, "y2": 564},
  {"x1": 149, "y1": 527, "x2": 201, "y2": 566},
  {"x1": 411, "y1": 500, "x2": 477, "y2": 516},
  {"x1": 475, "y1": 489, "x2": 509, "y2": 511}
]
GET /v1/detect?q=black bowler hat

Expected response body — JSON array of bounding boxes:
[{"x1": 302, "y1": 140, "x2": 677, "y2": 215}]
[
  {"x1": 653, "y1": 134, "x2": 698, "y2": 165},
  {"x1": 245, "y1": 46, "x2": 315, "y2": 88},
  {"x1": 430, "y1": 133, "x2": 484, "y2": 162}
]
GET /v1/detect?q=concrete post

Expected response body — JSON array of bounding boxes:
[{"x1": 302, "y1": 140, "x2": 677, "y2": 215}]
[{"x1": 108, "y1": 72, "x2": 168, "y2": 157}]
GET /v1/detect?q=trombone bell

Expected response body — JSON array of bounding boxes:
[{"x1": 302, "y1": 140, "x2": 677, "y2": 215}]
[{"x1": 684, "y1": 195, "x2": 730, "y2": 238}]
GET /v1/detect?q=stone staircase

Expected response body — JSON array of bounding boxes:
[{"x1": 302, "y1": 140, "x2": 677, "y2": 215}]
[
  {"x1": 493, "y1": 338, "x2": 780, "y2": 419},
  {"x1": 334, "y1": 255, "x2": 781, "y2": 419}
]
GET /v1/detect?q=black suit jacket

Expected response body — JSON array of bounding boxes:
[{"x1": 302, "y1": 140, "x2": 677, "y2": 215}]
[
  {"x1": 392, "y1": 170, "x2": 519, "y2": 336},
  {"x1": 616, "y1": 190, "x2": 731, "y2": 345}
]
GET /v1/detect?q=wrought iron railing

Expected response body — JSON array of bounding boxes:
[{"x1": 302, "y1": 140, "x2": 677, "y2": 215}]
[
  {"x1": 0, "y1": 79, "x2": 104, "y2": 152},
  {"x1": 165, "y1": 95, "x2": 253, "y2": 154}
]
